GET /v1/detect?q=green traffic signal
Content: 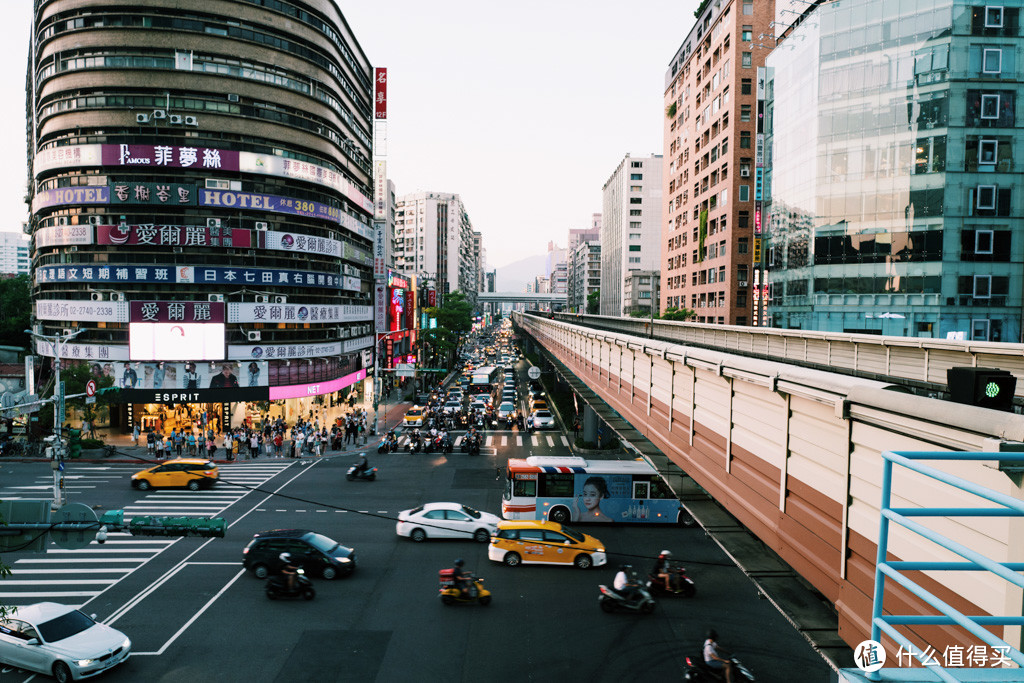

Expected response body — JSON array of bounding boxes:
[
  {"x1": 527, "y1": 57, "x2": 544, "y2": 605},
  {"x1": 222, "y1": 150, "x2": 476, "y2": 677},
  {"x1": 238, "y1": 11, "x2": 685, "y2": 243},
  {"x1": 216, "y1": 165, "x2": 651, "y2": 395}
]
[{"x1": 985, "y1": 381, "x2": 1001, "y2": 399}]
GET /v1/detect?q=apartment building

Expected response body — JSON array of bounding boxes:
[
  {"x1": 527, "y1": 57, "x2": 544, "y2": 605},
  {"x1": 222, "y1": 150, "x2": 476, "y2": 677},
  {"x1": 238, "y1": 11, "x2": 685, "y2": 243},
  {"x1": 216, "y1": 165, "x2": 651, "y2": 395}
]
[
  {"x1": 661, "y1": 0, "x2": 775, "y2": 325},
  {"x1": 600, "y1": 154, "x2": 663, "y2": 316}
]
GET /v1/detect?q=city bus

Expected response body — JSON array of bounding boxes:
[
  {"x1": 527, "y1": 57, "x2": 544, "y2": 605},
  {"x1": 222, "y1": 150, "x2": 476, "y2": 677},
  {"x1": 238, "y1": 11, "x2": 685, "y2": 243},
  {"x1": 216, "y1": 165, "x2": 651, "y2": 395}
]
[
  {"x1": 502, "y1": 456, "x2": 684, "y2": 524},
  {"x1": 469, "y1": 365, "x2": 502, "y2": 398}
]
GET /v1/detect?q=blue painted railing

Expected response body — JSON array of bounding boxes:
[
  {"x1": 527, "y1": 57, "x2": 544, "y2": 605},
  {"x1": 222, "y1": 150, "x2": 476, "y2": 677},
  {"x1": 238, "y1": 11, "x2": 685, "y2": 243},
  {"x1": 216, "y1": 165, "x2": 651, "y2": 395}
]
[{"x1": 869, "y1": 451, "x2": 1024, "y2": 682}]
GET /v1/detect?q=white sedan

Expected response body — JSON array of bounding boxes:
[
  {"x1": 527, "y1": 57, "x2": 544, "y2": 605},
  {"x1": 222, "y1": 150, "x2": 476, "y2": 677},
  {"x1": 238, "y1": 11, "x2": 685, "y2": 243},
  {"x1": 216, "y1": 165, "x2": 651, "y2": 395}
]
[
  {"x1": 396, "y1": 502, "x2": 501, "y2": 543},
  {"x1": 0, "y1": 602, "x2": 131, "y2": 683},
  {"x1": 496, "y1": 402, "x2": 516, "y2": 419},
  {"x1": 531, "y1": 410, "x2": 555, "y2": 429}
]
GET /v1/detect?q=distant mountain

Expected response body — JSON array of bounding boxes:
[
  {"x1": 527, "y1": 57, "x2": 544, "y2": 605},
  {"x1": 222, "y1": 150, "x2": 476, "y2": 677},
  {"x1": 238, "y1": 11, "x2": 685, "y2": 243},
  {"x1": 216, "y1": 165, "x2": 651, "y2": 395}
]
[{"x1": 494, "y1": 253, "x2": 547, "y2": 293}]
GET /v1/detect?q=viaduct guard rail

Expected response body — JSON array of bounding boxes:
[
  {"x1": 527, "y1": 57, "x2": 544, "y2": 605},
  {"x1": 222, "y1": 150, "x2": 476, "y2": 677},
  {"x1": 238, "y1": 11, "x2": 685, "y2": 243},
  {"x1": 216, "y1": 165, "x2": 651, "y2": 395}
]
[
  {"x1": 515, "y1": 311, "x2": 1024, "y2": 672},
  {"x1": 552, "y1": 313, "x2": 1024, "y2": 401}
]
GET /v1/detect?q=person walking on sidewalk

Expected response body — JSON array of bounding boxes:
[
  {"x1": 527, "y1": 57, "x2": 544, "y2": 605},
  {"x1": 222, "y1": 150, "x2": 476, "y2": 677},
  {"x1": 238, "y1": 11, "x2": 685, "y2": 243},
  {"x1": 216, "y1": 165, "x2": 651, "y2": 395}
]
[{"x1": 133, "y1": 423, "x2": 141, "y2": 446}]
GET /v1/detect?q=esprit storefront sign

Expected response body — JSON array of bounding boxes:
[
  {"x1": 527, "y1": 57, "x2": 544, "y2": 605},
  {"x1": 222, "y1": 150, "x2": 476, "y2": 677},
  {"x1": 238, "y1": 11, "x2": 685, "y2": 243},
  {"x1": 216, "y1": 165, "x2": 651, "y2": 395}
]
[{"x1": 96, "y1": 224, "x2": 251, "y2": 248}]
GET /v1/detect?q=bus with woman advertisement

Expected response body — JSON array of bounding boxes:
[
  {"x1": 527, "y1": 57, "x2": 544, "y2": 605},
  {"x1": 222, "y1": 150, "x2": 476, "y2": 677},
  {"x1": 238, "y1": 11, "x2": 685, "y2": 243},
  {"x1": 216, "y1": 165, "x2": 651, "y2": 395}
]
[{"x1": 501, "y1": 456, "x2": 685, "y2": 524}]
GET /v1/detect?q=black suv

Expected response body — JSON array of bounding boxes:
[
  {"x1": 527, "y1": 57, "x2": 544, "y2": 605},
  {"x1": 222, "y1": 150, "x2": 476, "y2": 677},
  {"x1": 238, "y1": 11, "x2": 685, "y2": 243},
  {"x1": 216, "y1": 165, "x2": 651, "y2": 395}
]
[{"x1": 243, "y1": 529, "x2": 356, "y2": 580}]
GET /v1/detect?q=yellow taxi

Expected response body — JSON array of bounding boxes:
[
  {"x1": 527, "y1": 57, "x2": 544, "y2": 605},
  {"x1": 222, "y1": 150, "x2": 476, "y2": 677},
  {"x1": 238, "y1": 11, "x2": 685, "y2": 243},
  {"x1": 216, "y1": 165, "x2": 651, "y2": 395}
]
[
  {"x1": 131, "y1": 458, "x2": 219, "y2": 491},
  {"x1": 404, "y1": 406, "x2": 426, "y2": 427},
  {"x1": 529, "y1": 398, "x2": 548, "y2": 413},
  {"x1": 488, "y1": 520, "x2": 606, "y2": 569}
]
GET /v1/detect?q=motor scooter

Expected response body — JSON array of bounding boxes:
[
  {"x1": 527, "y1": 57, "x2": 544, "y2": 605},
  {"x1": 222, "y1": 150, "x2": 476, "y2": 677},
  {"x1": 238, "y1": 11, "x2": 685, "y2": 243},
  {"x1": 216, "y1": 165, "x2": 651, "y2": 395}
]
[
  {"x1": 266, "y1": 567, "x2": 315, "y2": 600},
  {"x1": 438, "y1": 569, "x2": 492, "y2": 606},
  {"x1": 646, "y1": 563, "x2": 697, "y2": 597},
  {"x1": 683, "y1": 650, "x2": 756, "y2": 682},
  {"x1": 440, "y1": 434, "x2": 453, "y2": 453},
  {"x1": 598, "y1": 581, "x2": 656, "y2": 614},
  {"x1": 346, "y1": 465, "x2": 378, "y2": 481},
  {"x1": 377, "y1": 433, "x2": 397, "y2": 454},
  {"x1": 405, "y1": 430, "x2": 422, "y2": 453}
]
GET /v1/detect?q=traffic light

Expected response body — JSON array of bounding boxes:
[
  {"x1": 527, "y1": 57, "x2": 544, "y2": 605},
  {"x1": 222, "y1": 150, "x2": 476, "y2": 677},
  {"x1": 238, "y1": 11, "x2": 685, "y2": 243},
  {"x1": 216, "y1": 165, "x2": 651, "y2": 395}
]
[
  {"x1": 98, "y1": 510, "x2": 226, "y2": 537},
  {"x1": 947, "y1": 367, "x2": 1017, "y2": 412},
  {"x1": 67, "y1": 427, "x2": 81, "y2": 459}
]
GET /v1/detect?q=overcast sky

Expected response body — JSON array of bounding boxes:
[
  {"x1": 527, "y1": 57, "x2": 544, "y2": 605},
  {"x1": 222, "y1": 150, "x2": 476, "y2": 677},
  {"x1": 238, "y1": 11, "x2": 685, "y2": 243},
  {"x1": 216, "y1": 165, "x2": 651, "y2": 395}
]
[{"x1": 0, "y1": 1, "x2": 698, "y2": 268}]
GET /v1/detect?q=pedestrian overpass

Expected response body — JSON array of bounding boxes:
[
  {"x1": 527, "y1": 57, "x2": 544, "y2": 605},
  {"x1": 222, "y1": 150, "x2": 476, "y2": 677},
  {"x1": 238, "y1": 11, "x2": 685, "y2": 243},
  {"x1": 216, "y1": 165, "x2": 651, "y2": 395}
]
[
  {"x1": 477, "y1": 291, "x2": 567, "y2": 310},
  {"x1": 512, "y1": 311, "x2": 1024, "y2": 681}
]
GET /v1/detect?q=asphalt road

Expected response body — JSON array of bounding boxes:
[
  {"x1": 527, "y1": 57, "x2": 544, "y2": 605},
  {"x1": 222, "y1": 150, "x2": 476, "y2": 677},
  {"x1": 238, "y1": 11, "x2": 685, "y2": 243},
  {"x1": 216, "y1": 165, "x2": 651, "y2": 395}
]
[{"x1": 0, "y1": 360, "x2": 833, "y2": 682}]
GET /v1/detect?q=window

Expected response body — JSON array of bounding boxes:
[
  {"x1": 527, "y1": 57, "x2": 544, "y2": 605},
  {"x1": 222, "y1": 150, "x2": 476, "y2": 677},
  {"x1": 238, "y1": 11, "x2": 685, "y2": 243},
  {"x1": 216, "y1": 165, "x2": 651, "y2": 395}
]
[
  {"x1": 629, "y1": 233, "x2": 641, "y2": 239},
  {"x1": 629, "y1": 245, "x2": 642, "y2": 252},
  {"x1": 629, "y1": 221, "x2": 642, "y2": 229},
  {"x1": 741, "y1": 78, "x2": 752, "y2": 95},
  {"x1": 738, "y1": 238, "x2": 749, "y2": 254},
  {"x1": 630, "y1": 173, "x2": 643, "y2": 180},
  {"x1": 740, "y1": 131, "x2": 751, "y2": 148},
  {"x1": 742, "y1": 26, "x2": 753, "y2": 41},
  {"x1": 628, "y1": 257, "x2": 641, "y2": 264},
  {"x1": 976, "y1": 184, "x2": 996, "y2": 209},
  {"x1": 974, "y1": 274, "x2": 992, "y2": 298},
  {"x1": 742, "y1": 52, "x2": 752, "y2": 68},
  {"x1": 738, "y1": 211, "x2": 750, "y2": 228},
  {"x1": 976, "y1": 229, "x2": 994, "y2": 254},
  {"x1": 981, "y1": 94, "x2": 1000, "y2": 119},
  {"x1": 979, "y1": 139, "x2": 998, "y2": 165},
  {"x1": 986, "y1": 6, "x2": 1004, "y2": 27},
  {"x1": 630, "y1": 185, "x2": 642, "y2": 192},
  {"x1": 741, "y1": 104, "x2": 752, "y2": 121},
  {"x1": 742, "y1": 0, "x2": 753, "y2": 15},
  {"x1": 983, "y1": 48, "x2": 1002, "y2": 74},
  {"x1": 629, "y1": 197, "x2": 643, "y2": 204},
  {"x1": 629, "y1": 209, "x2": 642, "y2": 216},
  {"x1": 739, "y1": 185, "x2": 750, "y2": 202}
]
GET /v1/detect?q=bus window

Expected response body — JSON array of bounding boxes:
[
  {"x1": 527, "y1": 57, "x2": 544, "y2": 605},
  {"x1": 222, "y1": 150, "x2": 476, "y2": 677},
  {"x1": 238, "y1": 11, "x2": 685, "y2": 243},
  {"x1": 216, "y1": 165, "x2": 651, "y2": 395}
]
[
  {"x1": 513, "y1": 479, "x2": 536, "y2": 497},
  {"x1": 539, "y1": 473, "x2": 573, "y2": 498},
  {"x1": 650, "y1": 477, "x2": 675, "y2": 499},
  {"x1": 632, "y1": 481, "x2": 650, "y2": 500}
]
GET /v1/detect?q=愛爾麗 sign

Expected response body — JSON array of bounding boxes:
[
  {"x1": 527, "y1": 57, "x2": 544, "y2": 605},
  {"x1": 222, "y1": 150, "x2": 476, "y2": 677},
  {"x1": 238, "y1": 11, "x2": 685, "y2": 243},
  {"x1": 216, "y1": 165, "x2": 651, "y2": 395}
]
[
  {"x1": 263, "y1": 230, "x2": 342, "y2": 258},
  {"x1": 130, "y1": 301, "x2": 225, "y2": 323},
  {"x1": 97, "y1": 224, "x2": 251, "y2": 248},
  {"x1": 227, "y1": 302, "x2": 363, "y2": 323},
  {"x1": 375, "y1": 283, "x2": 387, "y2": 333},
  {"x1": 101, "y1": 144, "x2": 239, "y2": 171}
]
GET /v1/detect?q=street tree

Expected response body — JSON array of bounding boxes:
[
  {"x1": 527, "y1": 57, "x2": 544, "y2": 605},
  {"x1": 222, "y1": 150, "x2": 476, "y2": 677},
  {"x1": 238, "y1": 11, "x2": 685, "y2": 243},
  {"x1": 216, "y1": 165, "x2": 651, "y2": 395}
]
[
  {"x1": 586, "y1": 289, "x2": 600, "y2": 314},
  {"x1": 422, "y1": 290, "x2": 474, "y2": 369},
  {"x1": 0, "y1": 274, "x2": 31, "y2": 350}
]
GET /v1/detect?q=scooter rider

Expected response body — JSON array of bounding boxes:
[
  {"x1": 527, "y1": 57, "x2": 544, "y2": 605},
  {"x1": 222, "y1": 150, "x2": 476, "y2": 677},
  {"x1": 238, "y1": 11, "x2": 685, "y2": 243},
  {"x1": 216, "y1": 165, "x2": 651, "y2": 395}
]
[
  {"x1": 278, "y1": 552, "x2": 298, "y2": 593},
  {"x1": 353, "y1": 453, "x2": 370, "y2": 476},
  {"x1": 452, "y1": 558, "x2": 474, "y2": 597},
  {"x1": 703, "y1": 629, "x2": 734, "y2": 683},
  {"x1": 652, "y1": 549, "x2": 680, "y2": 592},
  {"x1": 613, "y1": 564, "x2": 641, "y2": 603}
]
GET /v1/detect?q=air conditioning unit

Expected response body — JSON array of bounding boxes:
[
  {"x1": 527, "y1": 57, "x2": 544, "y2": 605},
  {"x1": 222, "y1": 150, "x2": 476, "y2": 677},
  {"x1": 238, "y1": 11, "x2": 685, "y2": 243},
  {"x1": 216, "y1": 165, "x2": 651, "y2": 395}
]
[
  {"x1": 184, "y1": 116, "x2": 198, "y2": 126},
  {"x1": 254, "y1": 295, "x2": 270, "y2": 304},
  {"x1": 56, "y1": 216, "x2": 68, "y2": 226},
  {"x1": 274, "y1": 296, "x2": 287, "y2": 304},
  {"x1": 151, "y1": 109, "x2": 167, "y2": 120},
  {"x1": 227, "y1": 94, "x2": 239, "y2": 103},
  {"x1": 135, "y1": 113, "x2": 150, "y2": 124},
  {"x1": 247, "y1": 331, "x2": 262, "y2": 342},
  {"x1": 738, "y1": 280, "x2": 748, "y2": 288},
  {"x1": 207, "y1": 218, "x2": 221, "y2": 228},
  {"x1": 111, "y1": 292, "x2": 125, "y2": 302},
  {"x1": 168, "y1": 114, "x2": 184, "y2": 125},
  {"x1": 173, "y1": 247, "x2": 183, "y2": 253},
  {"x1": 208, "y1": 294, "x2": 225, "y2": 302},
  {"x1": 62, "y1": 329, "x2": 73, "y2": 337},
  {"x1": 740, "y1": 168, "x2": 750, "y2": 177},
  {"x1": 87, "y1": 215, "x2": 103, "y2": 225},
  {"x1": 91, "y1": 292, "x2": 105, "y2": 302},
  {"x1": 254, "y1": 221, "x2": 268, "y2": 231}
]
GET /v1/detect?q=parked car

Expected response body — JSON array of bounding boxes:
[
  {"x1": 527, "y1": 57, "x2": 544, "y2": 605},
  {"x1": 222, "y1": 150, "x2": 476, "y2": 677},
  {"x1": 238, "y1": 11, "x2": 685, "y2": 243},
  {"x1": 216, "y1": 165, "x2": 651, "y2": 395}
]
[
  {"x1": 0, "y1": 602, "x2": 131, "y2": 683},
  {"x1": 243, "y1": 528, "x2": 356, "y2": 580},
  {"x1": 131, "y1": 458, "x2": 218, "y2": 491},
  {"x1": 396, "y1": 502, "x2": 500, "y2": 542}
]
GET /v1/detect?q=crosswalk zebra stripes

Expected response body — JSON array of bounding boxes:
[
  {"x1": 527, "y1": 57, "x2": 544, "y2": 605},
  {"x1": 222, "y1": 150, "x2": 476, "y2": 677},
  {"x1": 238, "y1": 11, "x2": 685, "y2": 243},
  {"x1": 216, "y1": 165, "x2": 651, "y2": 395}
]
[{"x1": 0, "y1": 461, "x2": 293, "y2": 608}]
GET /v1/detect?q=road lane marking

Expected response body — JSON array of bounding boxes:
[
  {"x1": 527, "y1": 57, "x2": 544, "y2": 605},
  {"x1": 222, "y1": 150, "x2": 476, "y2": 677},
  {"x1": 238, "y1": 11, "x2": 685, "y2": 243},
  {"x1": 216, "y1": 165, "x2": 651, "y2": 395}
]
[
  {"x1": 486, "y1": 436, "x2": 493, "y2": 446},
  {"x1": 546, "y1": 436, "x2": 554, "y2": 447},
  {"x1": 561, "y1": 436, "x2": 570, "y2": 446},
  {"x1": 516, "y1": 436, "x2": 523, "y2": 446},
  {"x1": 531, "y1": 435, "x2": 540, "y2": 446},
  {"x1": 501, "y1": 436, "x2": 508, "y2": 446}
]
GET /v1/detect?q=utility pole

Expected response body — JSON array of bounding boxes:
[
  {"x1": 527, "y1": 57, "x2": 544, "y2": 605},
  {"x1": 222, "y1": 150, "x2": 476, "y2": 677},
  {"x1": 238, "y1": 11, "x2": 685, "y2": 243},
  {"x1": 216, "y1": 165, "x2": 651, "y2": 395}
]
[{"x1": 27, "y1": 328, "x2": 84, "y2": 509}]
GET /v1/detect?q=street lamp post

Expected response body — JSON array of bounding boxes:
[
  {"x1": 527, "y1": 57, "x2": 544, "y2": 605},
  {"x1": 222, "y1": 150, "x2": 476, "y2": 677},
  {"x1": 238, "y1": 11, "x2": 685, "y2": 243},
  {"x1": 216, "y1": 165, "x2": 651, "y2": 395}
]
[{"x1": 27, "y1": 328, "x2": 85, "y2": 508}]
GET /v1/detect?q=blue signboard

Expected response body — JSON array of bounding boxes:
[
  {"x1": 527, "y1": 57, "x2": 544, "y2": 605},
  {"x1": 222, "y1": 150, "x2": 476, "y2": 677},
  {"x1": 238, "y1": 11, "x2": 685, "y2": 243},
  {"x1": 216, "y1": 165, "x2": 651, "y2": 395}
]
[{"x1": 36, "y1": 264, "x2": 343, "y2": 289}]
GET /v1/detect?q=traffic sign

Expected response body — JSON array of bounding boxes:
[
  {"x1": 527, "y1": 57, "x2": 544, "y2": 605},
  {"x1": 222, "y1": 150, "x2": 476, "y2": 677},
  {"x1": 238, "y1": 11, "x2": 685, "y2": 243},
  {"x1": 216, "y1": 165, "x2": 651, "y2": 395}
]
[
  {"x1": 50, "y1": 502, "x2": 98, "y2": 550},
  {"x1": 85, "y1": 380, "x2": 96, "y2": 397},
  {"x1": 527, "y1": 366, "x2": 541, "y2": 380},
  {"x1": 396, "y1": 363, "x2": 415, "y2": 378}
]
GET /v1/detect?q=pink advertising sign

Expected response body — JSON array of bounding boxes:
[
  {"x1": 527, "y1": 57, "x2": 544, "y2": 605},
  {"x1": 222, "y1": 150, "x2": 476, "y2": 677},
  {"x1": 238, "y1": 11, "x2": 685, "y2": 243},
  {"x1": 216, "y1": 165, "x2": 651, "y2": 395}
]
[{"x1": 268, "y1": 369, "x2": 367, "y2": 400}]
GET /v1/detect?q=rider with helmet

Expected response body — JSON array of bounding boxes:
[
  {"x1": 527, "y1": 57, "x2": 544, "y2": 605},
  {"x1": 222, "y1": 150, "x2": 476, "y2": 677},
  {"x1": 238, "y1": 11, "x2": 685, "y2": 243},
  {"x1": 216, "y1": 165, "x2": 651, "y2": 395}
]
[
  {"x1": 452, "y1": 558, "x2": 474, "y2": 597},
  {"x1": 652, "y1": 549, "x2": 679, "y2": 592},
  {"x1": 278, "y1": 552, "x2": 298, "y2": 592}
]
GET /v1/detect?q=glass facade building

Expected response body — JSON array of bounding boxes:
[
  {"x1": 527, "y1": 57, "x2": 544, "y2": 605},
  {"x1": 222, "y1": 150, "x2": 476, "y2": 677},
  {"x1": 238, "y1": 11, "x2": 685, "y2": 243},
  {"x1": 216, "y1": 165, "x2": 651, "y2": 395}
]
[{"x1": 764, "y1": 1, "x2": 1023, "y2": 341}]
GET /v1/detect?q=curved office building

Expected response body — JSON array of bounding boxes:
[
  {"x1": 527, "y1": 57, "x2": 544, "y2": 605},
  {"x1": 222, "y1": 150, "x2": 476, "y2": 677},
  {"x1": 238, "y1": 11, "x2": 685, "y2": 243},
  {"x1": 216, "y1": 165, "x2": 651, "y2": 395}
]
[{"x1": 29, "y1": 0, "x2": 375, "y2": 432}]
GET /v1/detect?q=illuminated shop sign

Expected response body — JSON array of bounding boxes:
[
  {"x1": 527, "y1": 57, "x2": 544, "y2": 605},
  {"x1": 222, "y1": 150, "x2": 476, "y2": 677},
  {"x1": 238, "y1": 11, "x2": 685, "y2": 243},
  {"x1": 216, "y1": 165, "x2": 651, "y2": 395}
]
[
  {"x1": 101, "y1": 144, "x2": 240, "y2": 171},
  {"x1": 109, "y1": 182, "x2": 197, "y2": 205},
  {"x1": 387, "y1": 271, "x2": 409, "y2": 289},
  {"x1": 37, "y1": 264, "x2": 344, "y2": 289},
  {"x1": 129, "y1": 301, "x2": 225, "y2": 323},
  {"x1": 96, "y1": 224, "x2": 251, "y2": 248},
  {"x1": 268, "y1": 369, "x2": 367, "y2": 400},
  {"x1": 32, "y1": 186, "x2": 109, "y2": 211},
  {"x1": 227, "y1": 303, "x2": 372, "y2": 324},
  {"x1": 129, "y1": 323, "x2": 226, "y2": 361},
  {"x1": 263, "y1": 230, "x2": 342, "y2": 258},
  {"x1": 228, "y1": 341, "x2": 343, "y2": 361}
]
